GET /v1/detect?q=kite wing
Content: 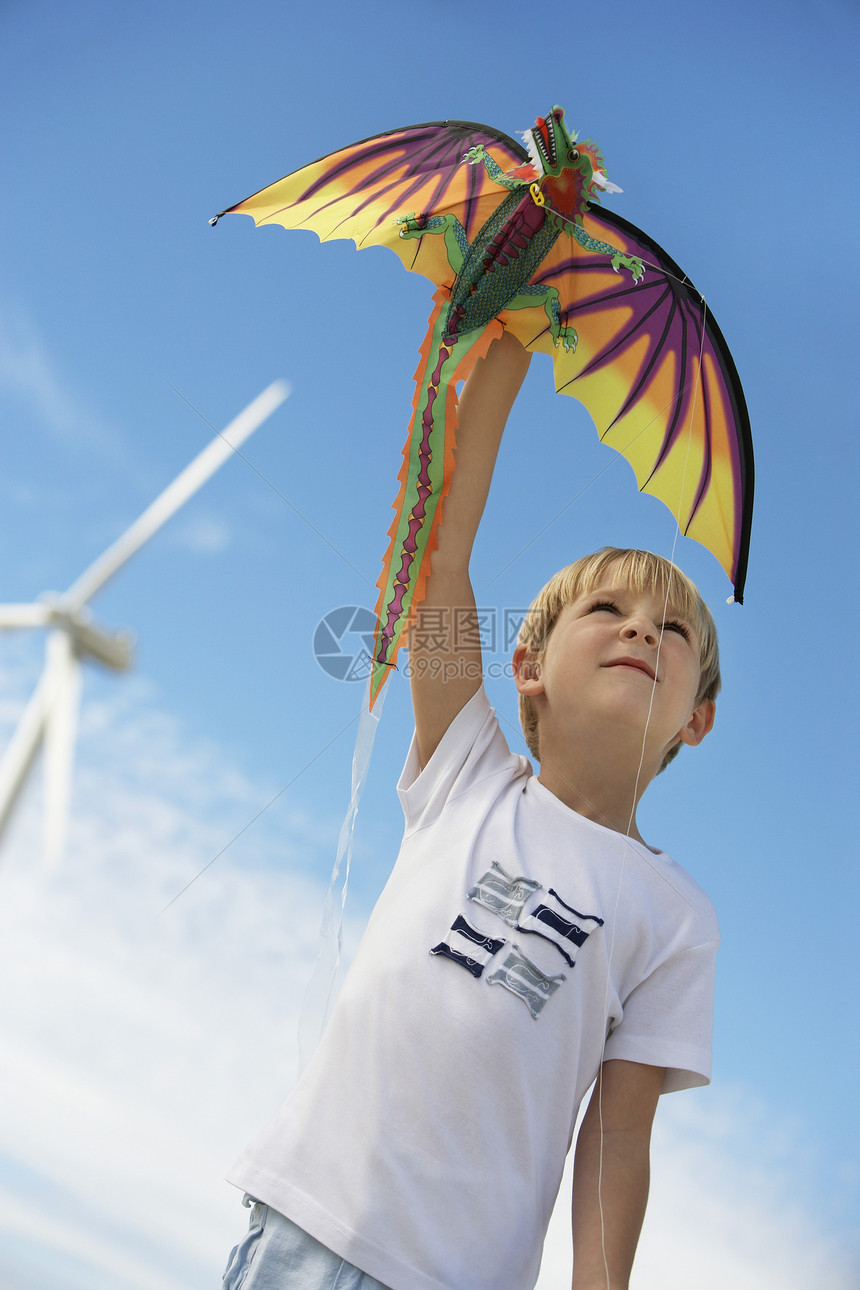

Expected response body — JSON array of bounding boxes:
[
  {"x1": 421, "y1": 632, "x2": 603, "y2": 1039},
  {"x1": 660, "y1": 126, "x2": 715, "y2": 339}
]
[
  {"x1": 499, "y1": 205, "x2": 753, "y2": 601},
  {"x1": 212, "y1": 120, "x2": 530, "y2": 292}
]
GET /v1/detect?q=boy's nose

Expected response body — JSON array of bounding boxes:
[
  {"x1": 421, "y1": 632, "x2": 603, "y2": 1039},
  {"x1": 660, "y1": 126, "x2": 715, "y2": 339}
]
[{"x1": 620, "y1": 619, "x2": 658, "y2": 646}]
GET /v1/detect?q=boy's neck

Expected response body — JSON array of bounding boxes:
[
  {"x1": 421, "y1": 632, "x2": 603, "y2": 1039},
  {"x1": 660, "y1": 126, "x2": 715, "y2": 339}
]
[{"x1": 535, "y1": 738, "x2": 659, "y2": 845}]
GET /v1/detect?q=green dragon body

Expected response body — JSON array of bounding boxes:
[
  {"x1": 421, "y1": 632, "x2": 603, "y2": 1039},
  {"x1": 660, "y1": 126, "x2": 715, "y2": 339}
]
[{"x1": 371, "y1": 108, "x2": 643, "y2": 701}]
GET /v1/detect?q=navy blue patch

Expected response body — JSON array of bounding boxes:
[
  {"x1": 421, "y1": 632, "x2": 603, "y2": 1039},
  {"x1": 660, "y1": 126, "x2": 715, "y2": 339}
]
[
  {"x1": 430, "y1": 914, "x2": 506, "y2": 979},
  {"x1": 516, "y1": 891, "x2": 604, "y2": 966},
  {"x1": 513, "y1": 922, "x2": 576, "y2": 967},
  {"x1": 549, "y1": 888, "x2": 605, "y2": 925}
]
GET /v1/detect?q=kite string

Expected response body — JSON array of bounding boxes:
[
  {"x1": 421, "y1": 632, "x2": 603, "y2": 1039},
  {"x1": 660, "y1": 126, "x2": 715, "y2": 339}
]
[
  {"x1": 592, "y1": 293, "x2": 708, "y2": 1288},
  {"x1": 277, "y1": 252, "x2": 709, "y2": 1273}
]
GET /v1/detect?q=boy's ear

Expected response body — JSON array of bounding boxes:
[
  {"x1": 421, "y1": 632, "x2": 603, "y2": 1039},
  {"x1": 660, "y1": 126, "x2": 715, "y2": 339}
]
[
  {"x1": 513, "y1": 644, "x2": 544, "y2": 696},
  {"x1": 677, "y1": 698, "x2": 716, "y2": 749}
]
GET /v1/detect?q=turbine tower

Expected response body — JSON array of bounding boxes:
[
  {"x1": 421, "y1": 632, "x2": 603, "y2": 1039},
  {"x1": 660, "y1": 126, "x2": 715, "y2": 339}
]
[{"x1": 0, "y1": 381, "x2": 289, "y2": 867}]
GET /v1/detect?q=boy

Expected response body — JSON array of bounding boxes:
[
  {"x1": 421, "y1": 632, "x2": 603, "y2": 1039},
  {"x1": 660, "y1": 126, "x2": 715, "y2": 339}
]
[{"x1": 223, "y1": 332, "x2": 720, "y2": 1290}]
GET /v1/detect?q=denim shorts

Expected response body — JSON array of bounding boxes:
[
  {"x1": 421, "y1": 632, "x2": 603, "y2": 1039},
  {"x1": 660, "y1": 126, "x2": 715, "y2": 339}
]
[{"x1": 222, "y1": 1196, "x2": 393, "y2": 1290}]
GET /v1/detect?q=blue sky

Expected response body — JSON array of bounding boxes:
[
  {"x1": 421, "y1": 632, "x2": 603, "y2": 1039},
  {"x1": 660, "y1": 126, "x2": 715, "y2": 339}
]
[{"x1": 1, "y1": 1, "x2": 858, "y2": 1286}]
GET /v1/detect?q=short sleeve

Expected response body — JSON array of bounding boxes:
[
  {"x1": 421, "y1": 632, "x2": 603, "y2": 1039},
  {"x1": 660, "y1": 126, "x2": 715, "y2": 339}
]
[
  {"x1": 603, "y1": 939, "x2": 719, "y2": 1092},
  {"x1": 397, "y1": 688, "x2": 530, "y2": 833}
]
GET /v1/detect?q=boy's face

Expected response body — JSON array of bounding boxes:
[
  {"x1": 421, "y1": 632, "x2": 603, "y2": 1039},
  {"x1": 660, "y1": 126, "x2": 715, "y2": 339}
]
[{"x1": 516, "y1": 568, "x2": 714, "y2": 758}]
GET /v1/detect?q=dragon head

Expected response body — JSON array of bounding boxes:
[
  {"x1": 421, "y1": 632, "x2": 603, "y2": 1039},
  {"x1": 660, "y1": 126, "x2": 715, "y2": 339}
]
[{"x1": 521, "y1": 106, "x2": 621, "y2": 223}]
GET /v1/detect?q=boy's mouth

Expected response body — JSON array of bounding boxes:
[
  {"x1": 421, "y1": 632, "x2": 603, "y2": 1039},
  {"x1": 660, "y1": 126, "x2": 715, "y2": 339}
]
[{"x1": 604, "y1": 656, "x2": 656, "y2": 681}]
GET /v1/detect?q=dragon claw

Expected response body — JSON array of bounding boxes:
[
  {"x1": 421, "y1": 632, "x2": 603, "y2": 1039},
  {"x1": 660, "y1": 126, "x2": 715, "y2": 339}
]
[
  {"x1": 397, "y1": 212, "x2": 426, "y2": 238},
  {"x1": 463, "y1": 145, "x2": 487, "y2": 165},
  {"x1": 611, "y1": 252, "x2": 645, "y2": 283},
  {"x1": 552, "y1": 325, "x2": 578, "y2": 353}
]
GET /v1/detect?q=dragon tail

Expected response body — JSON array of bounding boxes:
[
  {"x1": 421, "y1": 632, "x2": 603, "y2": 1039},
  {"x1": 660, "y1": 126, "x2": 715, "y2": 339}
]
[{"x1": 369, "y1": 287, "x2": 502, "y2": 709}]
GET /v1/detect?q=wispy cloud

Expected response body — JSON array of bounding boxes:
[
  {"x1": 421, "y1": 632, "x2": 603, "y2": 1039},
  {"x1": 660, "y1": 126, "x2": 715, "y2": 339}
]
[
  {"x1": 0, "y1": 660, "x2": 855, "y2": 1290},
  {"x1": 0, "y1": 659, "x2": 347, "y2": 1288},
  {"x1": 0, "y1": 305, "x2": 118, "y2": 451},
  {"x1": 168, "y1": 513, "x2": 233, "y2": 555}
]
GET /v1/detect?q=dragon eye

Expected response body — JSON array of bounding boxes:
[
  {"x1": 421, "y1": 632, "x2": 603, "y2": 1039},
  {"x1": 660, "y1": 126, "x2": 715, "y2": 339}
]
[{"x1": 568, "y1": 148, "x2": 579, "y2": 160}]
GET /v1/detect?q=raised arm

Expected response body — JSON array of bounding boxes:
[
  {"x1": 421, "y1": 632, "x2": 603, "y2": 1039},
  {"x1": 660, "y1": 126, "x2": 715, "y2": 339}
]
[
  {"x1": 570, "y1": 1059, "x2": 665, "y2": 1290},
  {"x1": 409, "y1": 329, "x2": 530, "y2": 768}
]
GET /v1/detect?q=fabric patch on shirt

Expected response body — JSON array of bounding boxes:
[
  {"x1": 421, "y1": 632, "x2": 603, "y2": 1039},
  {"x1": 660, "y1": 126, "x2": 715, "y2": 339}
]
[
  {"x1": 516, "y1": 889, "x2": 605, "y2": 967},
  {"x1": 485, "y1": 945, "x2": 566, "y2": 1018},
  {"x1": 467, "y1": 862, "x2": 541, "y2": 927},
  {"x1": 430, "y1": 915, "x2": 506, "y2": 979}
]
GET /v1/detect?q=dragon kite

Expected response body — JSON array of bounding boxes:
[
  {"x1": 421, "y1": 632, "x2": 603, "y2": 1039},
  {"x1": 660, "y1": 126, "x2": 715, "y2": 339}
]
[{"x1": 213, "y1": 106, "x2": 753, "y2": 707}]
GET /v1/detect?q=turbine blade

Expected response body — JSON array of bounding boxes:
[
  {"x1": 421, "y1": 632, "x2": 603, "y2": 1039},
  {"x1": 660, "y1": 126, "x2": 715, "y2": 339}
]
[
  {"x1": 43, "y1": 633, "x2": 81, "y2": 870},
  {"x1": 0, "y1": 665, "x2": 53, "y2": 847},
  {"x1": 0, "y1": 604, "x2": 53, "y2": 630},
  {"x1": 63, "y1": 380, "x2": 290, "y2": 611}
]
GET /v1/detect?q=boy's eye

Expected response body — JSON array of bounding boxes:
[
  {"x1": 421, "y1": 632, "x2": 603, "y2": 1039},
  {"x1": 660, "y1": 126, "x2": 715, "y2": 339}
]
[{"x1": 587, "y1": 600, "x2": 692, "y2": 642}]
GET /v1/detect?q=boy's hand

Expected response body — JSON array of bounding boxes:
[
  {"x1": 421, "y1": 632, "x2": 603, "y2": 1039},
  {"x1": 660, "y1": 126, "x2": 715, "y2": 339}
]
[{"x1": 409, "y1": 329, "x2": 530, "y2": 768}]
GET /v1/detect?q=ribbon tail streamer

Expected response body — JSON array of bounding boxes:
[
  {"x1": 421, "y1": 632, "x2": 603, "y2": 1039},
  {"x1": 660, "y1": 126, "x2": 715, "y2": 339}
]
[{"x1": 297, "y1": 676, "x2": 387, "y2": 1073}]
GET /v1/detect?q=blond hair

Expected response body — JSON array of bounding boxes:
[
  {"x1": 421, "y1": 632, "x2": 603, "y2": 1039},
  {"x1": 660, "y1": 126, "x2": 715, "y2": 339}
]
[{"x1": 517, "y1": 548, "x2": 720, "y2": 772}]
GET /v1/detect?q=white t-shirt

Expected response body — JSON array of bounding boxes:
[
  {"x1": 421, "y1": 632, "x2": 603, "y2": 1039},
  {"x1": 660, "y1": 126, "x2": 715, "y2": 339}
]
[{"x1": 229, "y1": 689, "x2": 718, "y2": 1290}]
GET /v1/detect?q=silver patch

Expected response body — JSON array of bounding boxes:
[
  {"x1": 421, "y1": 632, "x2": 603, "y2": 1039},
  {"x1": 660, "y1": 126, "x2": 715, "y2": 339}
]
[
  {"x1": 485, "y1": 945, "x2": 566, "y2": 1019},
  {"x1": 468, "y1": 861, "x2": 541, "y2": 927}
]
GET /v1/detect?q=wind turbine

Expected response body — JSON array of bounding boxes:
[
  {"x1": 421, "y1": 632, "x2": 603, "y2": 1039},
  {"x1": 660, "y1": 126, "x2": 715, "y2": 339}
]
[{"x1": 0, "y1": 380, "x2": 289, "y2": 868}]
